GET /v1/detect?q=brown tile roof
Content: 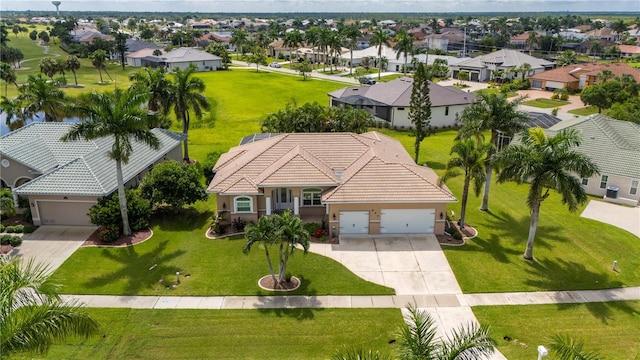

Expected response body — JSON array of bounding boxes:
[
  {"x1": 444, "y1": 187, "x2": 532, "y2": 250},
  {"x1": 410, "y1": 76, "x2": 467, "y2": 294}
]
[
  {"x1": 208, "y1": 132, "x2": 456, "y2": 204},
  {"x1": 530, "y1": 62, "x2": 640, "y2": 83}
]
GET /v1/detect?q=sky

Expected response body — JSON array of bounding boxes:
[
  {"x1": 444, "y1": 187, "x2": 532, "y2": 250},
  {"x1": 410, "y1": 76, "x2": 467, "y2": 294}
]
[{"x1": 3, "y1": 0, "x2": 639, "y2": 14}]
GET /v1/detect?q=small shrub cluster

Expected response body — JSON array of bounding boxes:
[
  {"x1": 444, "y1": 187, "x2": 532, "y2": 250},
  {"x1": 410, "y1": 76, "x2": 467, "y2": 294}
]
[
  {"x1": 551, "y1": 88, "x2": 570, "y2": 101},
  {"x1": 3, "y1": 225, "x2": 25, "y2": 233},
  {"x1": 232, "y1": 217, "x2": 248, "y2": 232},
  {"x1": 209, "y1": 211, "x2": 228, "y2": 235},
  {"x1": 88, "y1": 190, "x2": 151, "y2": 237},
  {"x1": 500, "y1": 78, "x2": 530, "y2": 93},
  {"x1": 445, "y1": 222, "x2": 463, "y2": 240},
  {"x1": 0, "y1": 234, "x2": 22, "y2": 246},
  {"x1": 97, "y1": 226, "x2": 120, "y2": 242}
]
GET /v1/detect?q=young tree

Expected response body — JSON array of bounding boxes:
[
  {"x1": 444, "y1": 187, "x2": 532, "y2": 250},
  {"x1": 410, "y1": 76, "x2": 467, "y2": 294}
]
[
  {"x1": 246, "y1": 46, "x2": 268, "y2": 71},
  {"x1": 580, "y1": 85, "x2": 609, "y2": 113},
  {"x1": 61, "y1": 88, "x2": 159, "y2": 236},
  {"x1": 0, "y1": 256, "x2": 99, "y2": 355},
  {"x1": 243, "y1": 210, "x2": 310, "y2": 288},
  {"x1": 65, "y1": 55, "x2": 81, "y2": 86},
  {"x1": 89, "y1": 49, "x2": 111, "y2": 83},
  {"x1": 168, "y1": 64, "x2": 210, "y2": 161},
  {"x1": 393, "y1": 28, "x2": 414, "y2": 75},
  {"x1": 114, "y1": 32, "x2": 129, "y2": 70},
  {"x1": 440, "y1": 139, "x2": 491, "y2": 230},
  {"x1": 294, "y1": 59, "x2": 313, "y2": 80},
  {"x1": 0, "y1": 62, "x2": 17, "y2": 96},
  {"x1": 139, "y1": 160, "x2": 208, "y2": 210},
  {"x1": 409, "y1": 63, "x2": 431, "y2": 163},
  {"x1": 456, "y1": 93, "x2": 529, "y2": 211},
  {"x1": 370, "y1": 28, "x2": 390, "y2": 79},
  {"x1": 493, "y1": 128, "x2": 599, "y2": 260},
  {"x1": 457, "y1": 70, "x2": 470, "y2": 84}
]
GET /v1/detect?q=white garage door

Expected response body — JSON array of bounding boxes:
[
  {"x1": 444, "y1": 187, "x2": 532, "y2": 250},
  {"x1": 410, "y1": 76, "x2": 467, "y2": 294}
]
[
  {"x1": 380, "y1": 209, "x2": 435, "y2": 234},
  {"x1": 339, "y1": 211, "x2": 369, "y2": 234},
  {"x1": 37, "y1": 201, "x2": 95, "y2": 226}
]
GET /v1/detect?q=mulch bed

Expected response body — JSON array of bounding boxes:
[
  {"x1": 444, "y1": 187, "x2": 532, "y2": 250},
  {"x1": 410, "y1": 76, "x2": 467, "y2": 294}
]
[
  {"x1": 436, "y1": 221, "x2": 477, "y2": 246},
  {"x1": 1, "y1": 216, "x2": 35, "y2": 255},
  {"x1": 82, "y1": 228, "x2": 152, "y2": 247},
  {"x1": 259, "y1": 275, "x2": 300, "y2": 291},
  {"x1": 1, "y1": 244, "x2": 13, "y2": 255}
]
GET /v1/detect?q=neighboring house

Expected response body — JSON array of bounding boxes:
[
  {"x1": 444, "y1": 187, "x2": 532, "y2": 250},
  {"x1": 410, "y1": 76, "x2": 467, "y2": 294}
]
[
  {"x1": 340, "y1": 45, "x2": 469, "y2": 73},
  {"x1": 583, "y1": 27, "x2": 621, "y2": 41},
  {"x1": 618, "y1": 45, "x2": 640, "y2": 58},
  {"x1": 126, "y1": 48, "x2": 163, "y2": 67},
  {"x1": 449, "y1": 49, "x2": 555, "y2": 82},
  {"x1": 573, "y1": 40, "x2": 615, "y2": 55},
  {"x1": 546, "y1": 114, "x2": 640, "y2": 206},
  {"x1": 0, "y1": 123, "x2": 186, "y2": 226},
  {"x1": 125, "y1": 39, "x2": 160, "y2": 55},
  {"x1": 528, "y1": 62, "x2": 640, "y2": 91},
  {"x1": 69, "y1": 28, "x2": 111, "y2": 44},
  {"x1": 194, "y1": 32, "x2": 234, "y2": 49},
  {"x1": 207, "y1": 132, "x2": 457, "y2": 237},
  {"x1": 139, "y1": 47, "x2": 223, "y2": 71},
  {"x1": 328, "y1": 77, "x2": 476, "y2": 129}
]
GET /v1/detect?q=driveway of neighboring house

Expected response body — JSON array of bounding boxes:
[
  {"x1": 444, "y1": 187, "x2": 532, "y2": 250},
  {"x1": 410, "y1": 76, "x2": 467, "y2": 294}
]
[
  {"x1": 581, "y1": 200, "x2": 640, "y2": 238},
  {"x1": 9, "y1": 225, "x2": 96, "y2": 273}
]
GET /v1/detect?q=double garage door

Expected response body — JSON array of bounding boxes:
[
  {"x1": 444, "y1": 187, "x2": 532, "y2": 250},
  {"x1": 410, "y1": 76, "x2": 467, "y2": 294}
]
[
  {"x1": 37, "y1": 201, "x2": 95, "y2": 226},
  {"x1": 339, "y1": 209, "x2": 435, "y2": 235}
]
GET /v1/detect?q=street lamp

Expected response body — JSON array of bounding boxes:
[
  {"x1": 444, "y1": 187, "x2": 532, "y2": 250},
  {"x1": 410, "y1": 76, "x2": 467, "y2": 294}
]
[{"x1": 537, "y1": 345, "x2": 548, "y2": 360}]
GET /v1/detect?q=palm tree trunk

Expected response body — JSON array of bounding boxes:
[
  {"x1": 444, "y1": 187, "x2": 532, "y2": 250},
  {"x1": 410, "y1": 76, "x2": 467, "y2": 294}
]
[
  {"x1": 98, "y1": 68, "x2": 103, "y2": 83},
  {"x1": 378, "y1": 49, "x2": 382, "y2": 79},
  {"x1": 116, "y1": 160, "x2": 132, "y2": 236},
  {"x1": 264, "y1": 246, "x2": 277, "y2": 286},
  {"x1": 460, "y1": 174, "x2": 470, "y2": 229},
  {"x1": 278, "y1": 243, "x2": 285, "y2": 286},
  {"x1": 349, "y1": 49, "x2": 354, "y2": 75},
  {"x1": 182, "y1": 112, "x2": 190, "y2": 160},
  {"x1": 104, "y1": 67, "x2": 113, "y2": 81},
  {"x1": 480, "y1": 164, "x2": 492, "y2": 211},
  {"x1": 72, "y1": 70, "x2": 78, "y2": 85},
  {"x1": 524, "y1": 198, "x2": 541, "y2": 260}
]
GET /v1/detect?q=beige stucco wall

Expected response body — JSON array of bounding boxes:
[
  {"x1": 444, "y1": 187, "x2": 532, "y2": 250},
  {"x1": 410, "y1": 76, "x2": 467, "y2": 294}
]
[
  {"x1": 582, "y1": 174, "x2": 640, "y2": 203},
  {"x1": 0, "y1": 156, "x2": 38, "y2": 188},
  {"x1": 391, "y1": 104, "x2": 468, "y2": 129}
]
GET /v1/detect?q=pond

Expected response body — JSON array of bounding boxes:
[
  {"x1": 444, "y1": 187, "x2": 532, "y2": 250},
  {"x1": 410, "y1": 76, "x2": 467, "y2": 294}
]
[{"x1": 0, "y1": 112, "x2": 79, "y2": 136}]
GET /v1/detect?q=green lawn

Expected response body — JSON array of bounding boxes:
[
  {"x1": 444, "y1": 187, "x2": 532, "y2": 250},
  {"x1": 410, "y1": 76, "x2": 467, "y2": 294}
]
[
  {"x1": 51, "y1": 210, "x2": 394, "y2": 296},
  {"x1": 474, "y1": 301, "x2": 640, "y2": 359},
  {"x1": 18, "y1": 308, "x2": 403, "y2": 360},
  {"x1": 522, "y1": 98, "x2": 570, "y2": 108},
  {"x1": 568, "y1": 106, "x2": 600, "y2": 116},
  {"x1": 473, "y1": 87, "x2": 518, "y2": 98}
]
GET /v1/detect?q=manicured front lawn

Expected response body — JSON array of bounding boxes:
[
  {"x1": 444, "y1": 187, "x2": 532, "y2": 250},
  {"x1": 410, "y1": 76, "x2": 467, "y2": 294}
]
[
  {"x1": 51, "y1": 210, "x2": 394, "y2": 296},
  {"x1": 568, "y1": 106, "x2": 600, "y2": 116},
  {"x1": 522, "y1": 98, "x2": 570, "y2": 108},
  {"x1": 473, "y1": 87, "x2": 518, "y2": 98},
  {"x1": 474, "y1": 301, "x2": 640, "y2": 359},
  {"x1": 30, "y1": 308, "x2": 403, "y2": 359}
]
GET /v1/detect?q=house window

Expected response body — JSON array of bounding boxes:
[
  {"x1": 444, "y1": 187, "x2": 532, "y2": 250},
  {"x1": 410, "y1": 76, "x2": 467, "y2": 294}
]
[
  {"x1": 581, "y1": 178, "x2": 589, "y2": 186},
  {"x1": 445, "y1": 106, "x2": 449, "y2": 116},
  {"x1": 599, "y1": 175, "x2": 608, "y2": 189},
  {"x1": 631, "y1": 181, "x2": 638, "y2": 195},
  {"x1": 397, "y1": 107, "x2": 405, "y2": 111},
  {"x1": 302, "y1": 188, "x2": 322, "y2": 206},
  {"x1": 234, "y1": 196, "x2": 253, "y2": 213}
]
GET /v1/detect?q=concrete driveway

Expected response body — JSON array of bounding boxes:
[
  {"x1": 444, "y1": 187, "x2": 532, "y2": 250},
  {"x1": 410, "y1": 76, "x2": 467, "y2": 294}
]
[
  {"x1": 581, "y1": 200, "x2": 640, "y2": 238},
  {"x1": 9, "y1": 225, "x2": 96, "y2": 273}
]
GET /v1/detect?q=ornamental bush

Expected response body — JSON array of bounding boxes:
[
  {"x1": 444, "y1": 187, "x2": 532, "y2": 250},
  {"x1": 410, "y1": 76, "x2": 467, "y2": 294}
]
[
  {"x1": 139, "y1": 161, "x2": 209, "y2": 210},
  {"x1": 88, "y1": 190, "x2": 151, "y2": 233}
]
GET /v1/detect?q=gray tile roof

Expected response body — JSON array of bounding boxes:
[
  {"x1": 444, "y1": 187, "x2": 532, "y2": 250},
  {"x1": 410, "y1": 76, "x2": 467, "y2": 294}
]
[
  {"x1": 454, "y1": 49, "x2": 554, "y2": 70},
  {"x1": 4, "y1": 123, "x2": 186, "y2": 196},
  {"x1": 548, "y1": 114, "x2": 640, "y2": 179},
  {"x1": 159, "y1": 47, "x2": 221, "y2": 63},
  {"x1": 328, "y1": 77, "x2": 476, "y2": 107}
]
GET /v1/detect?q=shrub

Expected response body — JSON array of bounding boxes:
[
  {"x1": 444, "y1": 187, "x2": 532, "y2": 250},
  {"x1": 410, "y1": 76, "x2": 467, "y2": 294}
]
[
  {"x1": 21, "y1": 207, "x2": 33, "y2": 223},
  {"x1": 88, "y1": 190, "x2": 151, "y2": 234},
  {"x1": 4, "y1": 225, "x2": 23, "y2": 233},
  {"x1": 232, "y1": 217, "x2": 247, "y2": 232},
  {"x1": 140, "y1": 161, "x2": 209, "y2": 210},
  {"x1": 452, "y1": 229, "x2": 463, "y2": 241},
  {"x1": 0, "y1": 234, "x2": 12, "y2": 245},
  {"x1": 313, "y1": 228, "x2": 325, "y2": 238},
  {"x1": 9, "y1": 236, "x2": 22, "y2": 246},
  {"x1": 22, "y1": 225, "x2": 35, "y2": 233},
  {"x1": 551, "y1": 108, "x2": 559, "y2": 116},
  {"x1": 209, "y1": 211, "x2": 228, "y2": 235},
  {"x1": 0, "y1": 224, "x2": 5, "y2": 232},
  {"x1": 98, "y1": 226, "x2": 120, "y2": 242},
  {"x1": 303, "y1": 222, "x2": 321, "y2": 234},
  {"x1": 202, "y1": 151, "x2": 223, "y2": 184}
]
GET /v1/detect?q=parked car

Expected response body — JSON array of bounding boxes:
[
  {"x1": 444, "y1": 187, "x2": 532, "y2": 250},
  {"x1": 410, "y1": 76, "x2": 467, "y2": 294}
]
[
  {"x1": 358, "y1": 76, "x2": 376, "y2": 85},
  {"x1": 269, "y1": 62, "x2": 282, "y2": 68}
]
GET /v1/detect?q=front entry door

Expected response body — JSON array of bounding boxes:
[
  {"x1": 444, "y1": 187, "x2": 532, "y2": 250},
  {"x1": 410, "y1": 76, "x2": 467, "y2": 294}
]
[{"x1": 274, "y1": 188, "x2": 292, "y2": 211}]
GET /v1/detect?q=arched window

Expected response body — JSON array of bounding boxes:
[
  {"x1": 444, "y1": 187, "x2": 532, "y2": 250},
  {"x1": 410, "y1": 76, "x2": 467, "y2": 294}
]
[
  {"x1": 234, "y1": 196, "x2": 253, "y2": 213},
  {"x1": 302, "y1": 188, "x2": 322, "y2": 206}
]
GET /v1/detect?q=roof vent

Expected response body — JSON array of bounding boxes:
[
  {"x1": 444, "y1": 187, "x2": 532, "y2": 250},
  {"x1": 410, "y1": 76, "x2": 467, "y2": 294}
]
[{"x1": 334, "y1": 169, "x2": 344, "y2": 180}]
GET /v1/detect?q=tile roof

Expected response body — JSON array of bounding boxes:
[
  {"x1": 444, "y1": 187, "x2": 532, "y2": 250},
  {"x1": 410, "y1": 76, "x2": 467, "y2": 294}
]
[
  {"x1": 159, "y1": 47, "x2": 222, "y2": 63},
  {"x1": 548, "y1": 114, "x2": 640, "y2": 179},
  {"x1": 530, "y1": 62, "x2": 640, "y2": 83},
  {"x1": 328, "y1": 77, "x2": 476, "y2": 108},
  {"x1": 208, "y1": 132, "x2": 456, "y2": 204},
  {"x1": 454, "y1": 49, "x2": 554, "y2": 70},
  {"x1": 3, "y1": 123, "x2": 186, "y2": 196}
]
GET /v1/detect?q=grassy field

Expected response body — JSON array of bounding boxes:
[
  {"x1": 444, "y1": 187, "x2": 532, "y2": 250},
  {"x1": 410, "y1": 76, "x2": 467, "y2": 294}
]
[
  {"x1": 568, "y1": 106, "x2": 600, "y2": 116},
  {"x1": 522, "y1": 98, "x2": 570, "y2": 108},
  {"x1": 473, "y1": 87, "x2": 518, "y2": 98},
  {"x1": 16, "y1": 308, "x2": 403, "y2": 360},
  {"x1": 474, "y1": 301, "x2": 640, "y2": 359}
]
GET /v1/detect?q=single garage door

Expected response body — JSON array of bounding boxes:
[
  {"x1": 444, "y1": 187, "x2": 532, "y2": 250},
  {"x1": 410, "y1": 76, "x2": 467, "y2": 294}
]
[
  {"x1": 339, "y1": 211, "x2": 369, "y2": 234},
  {"x1": 37, "y1": 201, "x2": 95, "y2": 226},
  {"x1": 380, "y1": 209, "x2": 435, "y2": 234}
]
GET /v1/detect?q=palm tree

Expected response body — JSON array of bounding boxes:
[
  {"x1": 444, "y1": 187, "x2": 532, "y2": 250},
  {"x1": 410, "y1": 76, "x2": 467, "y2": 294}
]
[
  {"x1": 230, "y1": 29, "x2": 248, "y2": 59},
  {"x1": 0, "y1": 188, "x2": 16, "y2": 218},
  {"x1": 456, "y1": 93, "x2": 529, "y2": 211},
  {"x1": 493, "y1": 128, "x2": 599, "y2": 260},
  {"x1": 65, "y1": 55, "x2": 81, "y2": 86},
  {"x1": 283, "y1": 29, "x2": 304, "y2": 66},
  {"x1": 318, "y1": 27, "x2": 333, "y2": 72},
  {"x1": 393, "y1": 29, "x2": 414, "y2": 76},
  {"x1": 549, "y1": 334, "x2": 602, "y2": 360},
  {"x1": 342, "y1": 24, "x2": 361, "y2": 75},
  {"x1": 440, "y1": 139, "x2": 492, "y2": 230},
  {"x1": 1, "y1": 256, "x2": 99, "y2": 355},
  {"x1": 0, "y1": 62, "x2": 17, "y2": 96},
  {"x1": 305, "y1": 26, "x2": 320, "y2": 64},
  {"x1": 519, "y1": 62, "x2": 532, "y2": 80},
  {"x1": 16, "y1": 74, "x2": 66, "y2": 122},
  {"x1": 243, "y1": 210, "x2": 310, "y2": 288},
  {"x1": 556, "y1": 50, "x2": 577, "y2": 67},
  {"x1": 61, "y1": 88, "x2": 159, "y2": 236},
  {"x1": 168, "y1": 64, "x2": 210, "y2": 161},
  {"x1": 370, "y1": 28, "x2": 390, "y2": 79},
  {"x1": 89, "y1": 49, "x2": 111, "y2": 83},
  {"x1": 526, "y1": 31, "x2": 538, "y2": 55},
  {"x1": 129, "y1": 66, "x2": 171, "y2": 116},
  {"x1": 0, "y1": 96, "x2": 28, "y2": 130}
]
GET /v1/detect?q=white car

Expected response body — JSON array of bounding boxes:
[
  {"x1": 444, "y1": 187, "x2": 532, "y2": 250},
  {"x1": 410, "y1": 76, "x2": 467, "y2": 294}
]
[{"x1": 269, "y1": 62, "x2": 282, "y2": 68}]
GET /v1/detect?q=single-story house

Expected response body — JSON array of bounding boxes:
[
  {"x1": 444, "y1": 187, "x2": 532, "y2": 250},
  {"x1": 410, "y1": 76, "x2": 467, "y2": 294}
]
[
  {"x1": 528, "y1": 62, "x2": 640, "y2": 91},
  {"x1": 1, "y1": 123, "x2": 186, "y2": 226},
  {"x1": 546, "y1": 114, "x2": 640, "y2": 206},
  {"x1": 618, "y1": 45, "x2": 640, "y2": 58},
  {"x1": 207, "y1": 132, "x2": 457, "y2": 237},
  {"x1": 140, "y1": 47, "x2": 223, "y2": 71},
  {"x1": 328, "y1": 77, "x2": 476, "y2": 129},
  {"x1": 449, "y1": 49, "x2": 555, "y2": 82},
  {"x1": 126, "y1": 48, "x2": 163, "y2": 67}
]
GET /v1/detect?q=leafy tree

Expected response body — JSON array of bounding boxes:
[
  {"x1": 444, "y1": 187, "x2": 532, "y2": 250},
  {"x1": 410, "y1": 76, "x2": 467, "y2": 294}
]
[
  {"x1": 61, "y1": 88, "x2": 159, "y2": 236},
  {"x1": 139, "y1": 26, "x2": 154, "y2": 41},
  {"x1": 202, "y1": 151, "x2": 223, "y2": 184},
  {"x1": 457, "y1": 70, "x2": 469, "y2": 84},
  {"x1": 549, "y1": 334, "x2": 602, "y2": 360},
  {"x1": 409, "y1": 63, "x2": 431, "y2": 163},
  {"x1": 246, "y1": 46, "x2": 268, "y2": 71},
  {"x1": 430, "y1": 58, "x2": 448, "y2": 78},
  {"x1": 205, "y1": 43, "x2": 231, "y2": 69},
  {"x1": 393, "y1": 28, "x2": 414, "y2": 75},
  {"x1": 261, "y1": 101, "x2": 372, "y2": 134},
  {"x1": 230, "y1": 29, "x2": 248, "y2": 59},
  {"x1": 89, "y1": 49, "x2": 111, "y2": 83},
  {"x1": 38, "y1": 31, "x2": 50, "y2": 44},
  {"x1": 494, "y1": 128, "x2": 599, "y2": 260},
  {"x1": 440, "y1": 139, "x2": 491, "y2": 230},
  {"x1": 0, "y1": 62, "x2": 17, "y2": 96},
  {"x1": 243, "y1": 210, "x2": 310, "y2": 288},
  {"x1": 0, "y1": 256, "x2": 99, "y2": 355},
  {"x1": 139, "y1": 160, "x2": 208, "y2": 210},
  {"x1": 580, "y1": 85, "x2": 609, "y2": 113},
  {"x1": 609, "y1": 97, "x2": 640, "y2": 124},
  {"x1": 114, "y1": 32, "x2": 129, "y2": 70},
  {"x1": 29, "y1": 30, "x2": 37, "y2": 42},
  {"x1": 596, "y1": 69, "x2": 615, "y2": 83},
  {"x1": 39, "y1": 57, "x2": 58, "y2": 80},
  {"x1": 16, "y1": 74, "x2": 66, "y2": 122},
  {"x1": 370, "y1": 28, "x2": 390, "y2": 79},
  {"x1": 168, "y1": 64, "x2": 210, "y2": 161},
  {"x1": 294, "y1": 59, "x2": 313, "y2": 80},
  {"x1": 556, "y1": 50, "x2": 577, "y2": 66},
  {"x1": 0, "y1": 46, "x2": 24, "y2": 69},
  {"x1": 456, "y1": 93, "x2": 529, "y2": 211},
  {"x1": 87, "y1": 189, "x2": 151, "y2": 237},
  {"x1": 65, "y1": 55, "x2": 81, "y2": 86},
  {"x1": 0, "y1": 188, "x2": 16, "y2": 219}
]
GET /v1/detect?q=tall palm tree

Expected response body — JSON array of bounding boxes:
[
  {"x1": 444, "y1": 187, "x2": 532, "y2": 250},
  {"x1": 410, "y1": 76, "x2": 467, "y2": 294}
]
[
  {"x1": 519, "y1": 62, "x2": 532, "y2": 80},
  {"x1": 283, "y1": 29, "x2": 304, "y2": 66},
  {"x1": 1, "y1": 256, "x2": 99, "y2": 355},
  {"x1": 393, "y1": 29, "x2": 414, "y2": 76},
  {"x1": 305, "y1": 26, "x2": 320, "y2": 64},
  {"x1": 61, "y1": 88, "x2": 159, "y2": 236},
  {"x1": 230, "y1": 29, "x2": 248, "y2": 59},
  {"x1": 89, "y1": 49, "x2": 111, "y2": 83},
  {"x1": 440, "y1": 139, "x2": 492, "y2": 230},
  {"x1": 16, "y1": 74, "x2": 66, "y2": 122},
  {"x1": 0, "y1": 62, "x2": 17, "y2": 96},
  {"x1": 370, "y1": 28, "x2": 390, "y2": 79},
  {"x1": 318, "y1": 27, "x2": 333, "y2": 72},
  {"x1": 168, "y1": 64, "x2": 210, "y2": 161},
  {"x1": 129, "y1": 66, "x2": 171, "y2": 116},
  {"x1": 456, "y1": 93, "x2": 529, "y2": 211},
  {"x1": 493, "y1": 128, "x2": 599, "y2": 260},
  {"x1": 65, "y1": 55, "x2": 81, "y2": 86},
  {"x1": 341, "y1": 24, "x2": 361, "y2": 75},
  {"x1": 328, "y1": 30, "x2": 343, "y2": 73}
]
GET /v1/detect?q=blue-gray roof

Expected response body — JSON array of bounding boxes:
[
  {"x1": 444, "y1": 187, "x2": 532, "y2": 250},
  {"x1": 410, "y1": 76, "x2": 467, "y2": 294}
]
[{"x1": 2, "y1": 123, "x2": 186, "y2": 196}]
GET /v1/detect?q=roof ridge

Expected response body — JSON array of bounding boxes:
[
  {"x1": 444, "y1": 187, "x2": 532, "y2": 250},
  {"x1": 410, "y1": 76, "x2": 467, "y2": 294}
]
[
  {"x1": 401, "y1": 163, "x2": 455, "y2": 199},
  {"x1": 591, "y1": 115, "x2": 635, "y2": 150},
  {"x1": 81, "y1": 155, "x2": 109, "y2": 194}
]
